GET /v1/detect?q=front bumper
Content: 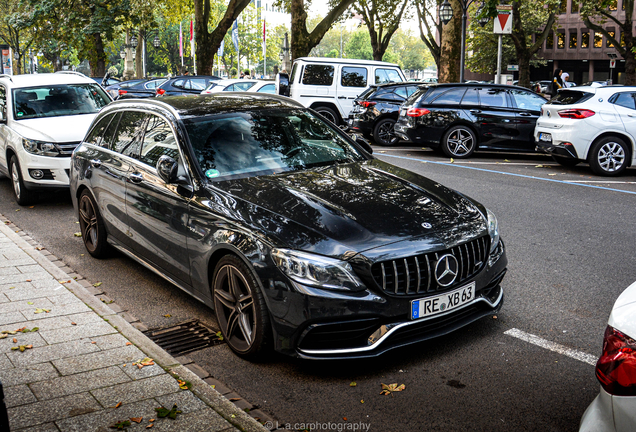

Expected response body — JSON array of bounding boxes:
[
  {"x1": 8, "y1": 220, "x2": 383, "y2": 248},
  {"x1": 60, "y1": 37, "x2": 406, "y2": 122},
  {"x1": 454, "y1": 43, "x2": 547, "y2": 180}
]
[
  {"x1": 15, "y1": 148, "x2": 72, "y2": 190},
  {"x1": 264, "y1": 239, "x2": 507, "y2": 359}
]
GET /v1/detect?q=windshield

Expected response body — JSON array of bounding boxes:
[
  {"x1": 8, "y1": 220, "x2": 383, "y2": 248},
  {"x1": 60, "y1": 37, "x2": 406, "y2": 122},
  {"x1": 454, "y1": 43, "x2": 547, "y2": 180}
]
[
  {"x1": 13, "y1": 84, "x2": 110, "y2": 120},
  {"x1": 183, "y1": 108, "x2": 367, "y2": 180}
]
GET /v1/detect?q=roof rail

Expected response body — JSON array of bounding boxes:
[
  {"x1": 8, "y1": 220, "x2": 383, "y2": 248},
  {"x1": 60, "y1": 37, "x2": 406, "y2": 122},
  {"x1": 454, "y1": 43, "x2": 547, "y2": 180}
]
[
  {"x1": 0, "y1": 74, "x2": 13, "y2": 82},
  {"x1": 55, "y1": 71, "x2": 88, "y2": 77}
]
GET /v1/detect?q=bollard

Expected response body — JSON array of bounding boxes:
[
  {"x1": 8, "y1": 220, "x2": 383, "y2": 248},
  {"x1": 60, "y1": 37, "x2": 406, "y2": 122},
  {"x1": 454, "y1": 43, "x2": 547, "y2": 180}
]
[{"x1": 0, "y1": 380, "x2": 9, "y2": 431}]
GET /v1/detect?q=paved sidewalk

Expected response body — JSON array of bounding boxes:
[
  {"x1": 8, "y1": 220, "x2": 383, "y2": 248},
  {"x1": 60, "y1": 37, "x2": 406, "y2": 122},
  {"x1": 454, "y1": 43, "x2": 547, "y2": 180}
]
[{"x1": 0, "y1": 218, "x2": 268, "y2": 432}]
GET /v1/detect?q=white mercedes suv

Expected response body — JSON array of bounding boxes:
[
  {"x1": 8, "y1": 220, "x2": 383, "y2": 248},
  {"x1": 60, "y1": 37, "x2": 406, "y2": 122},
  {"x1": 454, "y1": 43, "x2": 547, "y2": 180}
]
[
  {"x1": 0, "y1": 72, "x2": 112, "y2": 204},
  {"x1": 535, "y1": 86, "x2": 636, "y2": 176}
]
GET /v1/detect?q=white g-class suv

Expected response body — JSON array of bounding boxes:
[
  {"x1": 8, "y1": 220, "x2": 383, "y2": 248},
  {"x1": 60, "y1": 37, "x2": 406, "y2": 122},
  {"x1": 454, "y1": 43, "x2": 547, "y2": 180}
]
[{"x1": 0, "y1": 72, "x2": 111, "y2": 204}]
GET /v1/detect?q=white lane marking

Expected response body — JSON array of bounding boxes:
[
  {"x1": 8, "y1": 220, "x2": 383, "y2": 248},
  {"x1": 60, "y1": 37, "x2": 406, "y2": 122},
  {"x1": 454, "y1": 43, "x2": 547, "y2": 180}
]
[{"x1": 504, "y1": 328, "x2": 598, "y2": 366}]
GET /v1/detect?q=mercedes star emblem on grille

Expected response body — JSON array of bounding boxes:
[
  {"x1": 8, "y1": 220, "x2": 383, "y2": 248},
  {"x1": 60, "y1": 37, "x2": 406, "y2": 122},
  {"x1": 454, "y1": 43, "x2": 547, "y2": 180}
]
[
  {"x1": 435, "y1": 254, "x2": 459, "y2": 287},
  {"x1": 421, "y1": 222, "x2": 432, "y2": 229}
]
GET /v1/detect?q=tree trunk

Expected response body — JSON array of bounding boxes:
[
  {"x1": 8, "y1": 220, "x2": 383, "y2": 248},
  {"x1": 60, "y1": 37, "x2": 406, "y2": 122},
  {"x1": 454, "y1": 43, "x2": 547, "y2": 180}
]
[
  {"x1": 625, "y1": 54, "x2": 636, "y2": 86},
  {"x1": 438, "y1": 0, "x2": 461, "y2": 83},
  {"x1": 517, "y1": 53, "x2": 531, "y2": 88},
  {"x1": 92, "y1": 33, "x2": 106, "y2": 77}
]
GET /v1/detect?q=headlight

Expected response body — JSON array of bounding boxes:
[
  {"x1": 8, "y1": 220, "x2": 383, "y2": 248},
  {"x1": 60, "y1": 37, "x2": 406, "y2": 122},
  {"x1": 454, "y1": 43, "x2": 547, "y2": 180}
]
[
  {"x1": 22, "y1": 138, "x2": 61, "y2": 157},
  {"x1": 271, "y1": 249, "x2": 363, "y2": 291},
  {"x1": 486, "y1": 209, "x2": 500, "y2": 253}
]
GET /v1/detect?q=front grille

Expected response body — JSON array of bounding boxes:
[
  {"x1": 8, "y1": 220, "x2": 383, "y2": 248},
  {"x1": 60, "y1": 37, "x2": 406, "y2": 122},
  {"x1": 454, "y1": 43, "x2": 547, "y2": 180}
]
[
  {"x1": 56, "y1": 141, "x2": 80, "y2": 157},
  {"x1": 371, "y1": 236, "x2": 490, "y2": 297}
]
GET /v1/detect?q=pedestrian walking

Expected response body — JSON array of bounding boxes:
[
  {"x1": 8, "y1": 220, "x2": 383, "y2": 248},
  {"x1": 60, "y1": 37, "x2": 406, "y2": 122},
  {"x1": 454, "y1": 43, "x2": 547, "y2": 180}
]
[
  {"x1": 562, "y1": 72, "x2": 572, "y2": 88},
  {"x1": 550, "y1": 69, "x2": 564, "y2": 98}
]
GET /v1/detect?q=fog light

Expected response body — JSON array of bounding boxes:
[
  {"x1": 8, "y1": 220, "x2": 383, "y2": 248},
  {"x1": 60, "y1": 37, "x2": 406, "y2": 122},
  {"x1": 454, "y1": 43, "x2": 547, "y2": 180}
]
[{"x1": 30, "y1": 169, "x2": 44, "y2": 179}]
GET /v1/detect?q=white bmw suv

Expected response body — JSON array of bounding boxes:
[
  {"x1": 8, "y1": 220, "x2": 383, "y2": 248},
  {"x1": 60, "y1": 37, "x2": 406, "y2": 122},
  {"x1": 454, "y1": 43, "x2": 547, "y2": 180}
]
[
  {"x1": 0, "y1": 72, "x2": 112, "y2": 204},
  {"x1": 535, "y1": 86, "x2": 636, "y2": 176}
]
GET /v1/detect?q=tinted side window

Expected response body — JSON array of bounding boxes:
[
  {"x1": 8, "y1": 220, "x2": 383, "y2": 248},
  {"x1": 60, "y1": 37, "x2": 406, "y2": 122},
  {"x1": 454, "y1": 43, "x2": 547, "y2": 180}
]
[
  {"x1": 422, "y1": 87, "x2": 448, "y2": 104},
  {"x1": 188, "y1": 78, "x2": 207, "y2": 90},
  {"x1": 478, "y1": 88, "x2": 509, "y2": 108},
  {"x1": 510, "y1": 89, "x2": 546, "y2": 111},
  {"x1": 461, "y1": 88, "x2": 479, "y2": 106},
  {"x1": 140, "y1": 115, "x2": 180, "y2": 168},
  {"x1": 112, "y1": 111, "x2": 147, "y2": 157},
  {"x1": 341, "y1": 67, "x2": 367, "y2": 87},
  {"x1": 84, "y1": 114, "x2": 116, "y2": 147},
  {"x1": 100, "y1": 112, "x2": 122, "y2": 150},
  {"x1": 612, "y1": 92, "x2": 636, "y2": 110},
  {"x1": 406, "y1": 86, "x2": 419, "y2": 97},
  {"x1": 172, "y1": 79, "x2": 185, "y2": 89},
  {"x1": 375, "y1": 68, "x2": 401, "y2": 84},
  {"x1": 257, "y1": 84, "x2": 276, "y2": 94},
  {"x1": 302, "y1": 65, "x2": 334, "y2": 86},
  {"x1": 0, "y1": 85, "x2": 6, "y2": 119},
  {"x1": 394, "y1": 87, "x2": 408, "y2": 99},
  {"x1": 431, "y1": 88, "x2": 467, "y2": 105}
]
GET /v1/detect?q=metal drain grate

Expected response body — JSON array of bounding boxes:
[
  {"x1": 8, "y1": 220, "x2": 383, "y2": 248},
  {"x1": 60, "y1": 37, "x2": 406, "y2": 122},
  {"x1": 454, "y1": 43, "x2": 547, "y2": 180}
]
[{"x1": 143, "y1": 319, "x2": 223, "y2": 356}]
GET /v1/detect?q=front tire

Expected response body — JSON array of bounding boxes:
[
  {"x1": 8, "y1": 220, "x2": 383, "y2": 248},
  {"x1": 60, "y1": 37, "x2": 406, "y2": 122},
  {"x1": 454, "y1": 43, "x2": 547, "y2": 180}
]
[
  {"x1": 9, "y1": 156, "x2": 36, "y2": 206},
  {"x1": 212, "y1": 255, "x2": 271, "y2": 360},
  {"x1": 441, "y1": 126, "x2": 477, "y2": 158},
  {"x1": 373, "y1": 118, "x2": 399, "y2": 146},
  {"x1": 78, "y1": 190, "x2": 109, "y2": 258},
  {"x1": 589, "y1": 136, "x2": 629, "y2": 176}
]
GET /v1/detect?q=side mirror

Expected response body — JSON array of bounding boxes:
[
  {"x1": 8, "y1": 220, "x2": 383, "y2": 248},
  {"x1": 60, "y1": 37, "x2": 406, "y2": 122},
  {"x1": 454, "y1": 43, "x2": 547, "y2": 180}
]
[
  {"x1": 355, "y1": 135, "x2": 373, "y2": 154},
  {"x1": 156, "y1": 155, "x2": 178, "y2": 184},
  {"x1": 276, "y1": 72, "x2": 290, "y2": 97}
]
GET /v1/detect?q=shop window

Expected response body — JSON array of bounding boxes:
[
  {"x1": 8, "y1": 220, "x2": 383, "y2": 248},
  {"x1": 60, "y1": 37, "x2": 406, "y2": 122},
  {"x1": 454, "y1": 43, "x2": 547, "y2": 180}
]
[
  {"x1": 594, "y1": 33, "x2": 603, "y2": 48},
  {"x1": 608, "y1": 0, "x2": 617, "y2": 10},
  {"x1": 607, "y1": 31, "x2": 615, "y2": 47},
  {"x1": 569, "y1": 31, "x2": 577, "y2": 48},
  {"x1": 546, "y1": 32, "x2": 554, "y2": 49},
  {"x1": 557, "y1": 32, "x2": 565, "y2": 49}
]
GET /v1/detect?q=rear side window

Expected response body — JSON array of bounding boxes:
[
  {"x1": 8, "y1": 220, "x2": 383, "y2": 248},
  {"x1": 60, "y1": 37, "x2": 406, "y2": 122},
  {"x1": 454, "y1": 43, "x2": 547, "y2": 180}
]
[
  {"x1": 611, "y1": 92, "x2": 636, "y2": 110},
  {"x1": 302, "y1": 65, "x2": 334, "y2": 86},
  {"x1": 140, "y1": 115, "x2": 180, "y2": 168},
  {"x1": 431, "y1": 88, "x2": 467, "y2": 105},
  {"x1": 394, "y1": 87, "x2": 408, "y2": 99},
  {"x1": 375, "y1": 68, "x2": 402, "y2": 84},
  {"x1": 461, "y1": 88, "x2": 479, "y2": 106},
  {"x1": 478, "y1": 88, "x2": 509, "y2": 108},
  {"x1": 187, "y1": 79, "x2": 207, "y2": 90},
  {"x1": 510, "y1": 89, "x2": 546, "y2": 111},
  {"x1": 100, "y1": 112, "x2": 122, "y2": 149},
  {"x1": 549, "y1": 90, "x2": 594, "y2": 105},
  {"x1": 84, "y1": 114, "x2": 116, "y2": 147},
  {"x1": 341, "y1": 67, "x2": 367, "y2": 87},
  {"x1": 172, "y1": 79, "x2": 185, "y2": 89},
  {"x1": 112, "y1": 111, "x2": 147, "y2": 157}
]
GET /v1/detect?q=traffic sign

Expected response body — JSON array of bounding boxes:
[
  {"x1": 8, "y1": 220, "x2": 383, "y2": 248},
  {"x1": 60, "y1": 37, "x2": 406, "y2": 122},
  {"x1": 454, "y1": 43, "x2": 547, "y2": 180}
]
[
  {"x1": 610, "y1": 59, "x2": 616, "y2": 68},
  {"x1": 494, "y1": 5, "x2": 513, "y2": 35},
  {"x1": 507, "y1": 65, "x2": 519, "y2": 71}
]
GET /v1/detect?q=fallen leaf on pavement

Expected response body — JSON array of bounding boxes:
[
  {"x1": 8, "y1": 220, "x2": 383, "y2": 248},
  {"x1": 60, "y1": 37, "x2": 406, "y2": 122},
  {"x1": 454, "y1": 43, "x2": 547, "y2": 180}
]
[
  {"x1": 115, "y1": 402, "x2": 122, "y2": 408},
  {"x1": 130, "y1": 417, "x2": 143, "y2": 423},
  {"x1": 177, "y1": 380, "x2": 190, "y2": 390},
  {"x1": 109, "y1": 419, "x2": 130, "y2": 429},
  {"x1": 380, "y1": 383, "x2": 406, "y2": 396},
  {"x1": 27, "y1": 302, "x2": 33, "y2": 305},
  {"x1": 215, "y1": 331, "x2": 224, "y2": 341},
  {"x1": 125, "y1": 342, "x2": 132, "y2": 346},
  {"x1": 155, "y1": 404, "x2": 182, "y2": 419},
  {"x1": 93, "y1": 282, "x2": 102, "y2": 287},
  {"x1": 133, "y1": 357, "x2": 155, "y2": 369},
  {"x1": 149, "y1": 419, "x2": 155, "y2": 422},
  {"x1": 35, "y1": 247, "x2": 44, "y2": 251},
  {"x1": 450, "y1": 158, "x2": 455, "y2": 163},
  {"x1": 350, "y1": 382, "x2": 357, "y2": 387},
  {"x1": 146, "y1": 425, "x2": 154, "y2": 429},
  {"x1": 0, "y1": 335, "x2": 7, "y2": 339},
  {"x1": 361, "y1": 400, "x2": 364, "y2": 403},
  {"x1": 12, "y1": 338, "x2": 17, "y2": 343},
  {"x1": 74, "y1": 232, "x2": 82, "y2": 237},
  {"x1": 34, "y1": 308, "x2": 50, "y2": 314},
  {"x1": 71, "y1": 322, "x2": 77, "y2": 325},
  {"x1": 163, "y1": 314, "x2": 171, "y2": 317},
  {"x1": 343, "y1": 417, "x2": 347, "y2": 421},
  {"x1": 91, "y1": 341, "x2": 96, "y2": 344},
  {"x1": 26, "y1": 279, "x2": 31, "y2": 282},
  {"x1": 229, "y1": 397, "x2": 241, "y2": 401}
]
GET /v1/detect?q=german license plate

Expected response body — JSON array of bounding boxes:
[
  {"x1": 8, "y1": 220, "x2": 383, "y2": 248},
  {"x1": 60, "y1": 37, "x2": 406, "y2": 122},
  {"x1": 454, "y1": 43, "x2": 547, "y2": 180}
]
[
  {"x1": 411, "y1": 282, "x2": 475, "y2": 320},
  {"x1": 539, "y1": 132, "x2": 552, "y2": 142}
]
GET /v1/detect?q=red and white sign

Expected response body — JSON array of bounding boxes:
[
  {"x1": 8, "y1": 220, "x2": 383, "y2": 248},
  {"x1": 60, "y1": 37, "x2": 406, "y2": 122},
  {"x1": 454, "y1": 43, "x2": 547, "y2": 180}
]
[
  {"x1": 610, "y1": 59, "x2": 616, "y2": 68},
  {"x1": 494, "y1": 5, "x2": 513, "y2": 35}
]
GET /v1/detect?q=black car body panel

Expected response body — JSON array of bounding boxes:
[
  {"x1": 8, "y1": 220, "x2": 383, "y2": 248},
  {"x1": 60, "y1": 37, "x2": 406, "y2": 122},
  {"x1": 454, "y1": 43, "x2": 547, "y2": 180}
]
[
  {"x1": 156, "y1": 76, "x2": 221, "y2": 97},
  {"x1": 70, "y1": 94, "x2": 507, "y2": 359},
  {"x1": 394, "y1": 83, "x2": 546, "y2": 154},
  {"x1": 109, "y1": 78, "x2": 168, "y2": 100}
]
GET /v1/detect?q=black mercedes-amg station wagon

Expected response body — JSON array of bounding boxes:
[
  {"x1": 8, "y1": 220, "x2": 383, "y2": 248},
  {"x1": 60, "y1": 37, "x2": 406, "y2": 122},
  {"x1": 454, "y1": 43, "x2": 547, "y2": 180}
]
[{"x1": 70, "y1": 94, "x2": 507, "y2": 360}]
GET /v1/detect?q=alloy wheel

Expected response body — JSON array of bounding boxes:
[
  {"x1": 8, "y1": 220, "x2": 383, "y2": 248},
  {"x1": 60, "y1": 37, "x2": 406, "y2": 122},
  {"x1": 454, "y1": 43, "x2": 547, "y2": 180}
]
[
  {"x1": 446, "y1": 128, "x2": 474, "y2": 157},
  {"x1": 10, "y1": 161, "x2": 21, "y2": 200},
  {"x1": 376, "y1": 120, "x2": 398, "y2": 146},
  {"x1": 214, "y1": 264, "x2": 256, "y2": 353},
  {"x1": 79, "y1": 194, "x2": 99, "y2": 253},
  {"x1": 597, "y1": 141, "x2": 625, "y2": 173}
]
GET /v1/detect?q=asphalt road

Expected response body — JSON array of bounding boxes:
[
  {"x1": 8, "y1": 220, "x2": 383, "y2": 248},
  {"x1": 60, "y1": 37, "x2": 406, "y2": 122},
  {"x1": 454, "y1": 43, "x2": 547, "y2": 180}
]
[{"x1": 1, "y1": 148, "x2": 636, "y2": 431}]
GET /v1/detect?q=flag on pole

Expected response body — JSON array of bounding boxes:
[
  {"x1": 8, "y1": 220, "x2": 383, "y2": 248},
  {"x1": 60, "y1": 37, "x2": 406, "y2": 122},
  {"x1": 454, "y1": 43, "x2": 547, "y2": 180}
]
[
  {"x1": 231, "y1": 20, "x2": 239, "y2": 52},
  {"x1": 179, "y1": 23, "x2": 183, "y2": 66},
  {"x1": 263, "y1": 19, "x2": 266, "y2": 44},
  {"x1": 190, "y1": 20, "x2": 195, "y2": 57},
  {"x1": 218, "y1": 39, "x2": 225, "y2": 57}
]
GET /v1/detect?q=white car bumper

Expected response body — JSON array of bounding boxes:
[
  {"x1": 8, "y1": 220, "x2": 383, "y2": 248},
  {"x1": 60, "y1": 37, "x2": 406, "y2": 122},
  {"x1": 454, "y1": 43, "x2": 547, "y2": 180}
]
[{"x1": 15, "y1": 147, "x2": 73, "y2": 189}]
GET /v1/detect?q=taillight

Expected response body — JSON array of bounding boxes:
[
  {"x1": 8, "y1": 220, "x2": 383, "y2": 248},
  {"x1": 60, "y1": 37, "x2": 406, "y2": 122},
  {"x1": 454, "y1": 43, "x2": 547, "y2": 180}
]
[
  {"x1": 118, "y1": 89, "x2": 127, "y2": 96},
  {"x1": 406, "y1": 108, "x2": 431, "y2": 117},
  {"x1": 360, "y1": 101, "x2": 376, "y2": 108},
  {"x1": 557, "y1": 109, "x2": 595, "y2": 119},
  {"x1": 156, "y1": 89, "x2": 166, "y2": 96},
  {"x1": 596, "y1": 325, "x2": 636, "y2": 396}
]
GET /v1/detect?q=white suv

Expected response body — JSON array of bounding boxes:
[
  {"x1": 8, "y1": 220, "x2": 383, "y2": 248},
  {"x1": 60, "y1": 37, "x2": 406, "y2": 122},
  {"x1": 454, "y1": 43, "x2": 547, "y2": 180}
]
[
  {"x1": 283, "y1": 57, "x2": 406, "y2": 126},
  {"x1": 535, "y1": 85, "x2": 636, "y2": 176},
  {"x1": 0, "y1": 72, "x2": 111, "y2": 204}
]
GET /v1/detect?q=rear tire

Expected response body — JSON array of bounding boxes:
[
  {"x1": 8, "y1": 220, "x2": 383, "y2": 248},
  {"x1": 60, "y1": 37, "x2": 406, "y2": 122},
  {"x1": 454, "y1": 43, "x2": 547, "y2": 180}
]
[
  {"x1": 373, "y1": 118, "x2": 399, "y2": 146},
  {"x1": 551, "y1": 155, "x2": 580, "y2": 167},
  {"x1": 212, "y1": 255, "x2": 272, "y2": 360},
  {"x1": 441, "y1": 126, "x2": 476, "y2": 158},
  {"x1": 9, "y1": 156, "x2": 36, "y2": 206},
  {"x1": 314, "y1": 106, "x2": 340, "y2": 126},
  {"x1": 589, "y1": 136, "x2": 629, "y2": 176}
]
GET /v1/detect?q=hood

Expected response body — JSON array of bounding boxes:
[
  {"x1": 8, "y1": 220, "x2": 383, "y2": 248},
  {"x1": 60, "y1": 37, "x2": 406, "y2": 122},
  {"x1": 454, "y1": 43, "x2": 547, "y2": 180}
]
[
  {"x1": 11, "y1": 114, "x2": 97, "y2": 142},
  {"x1": 609, "y1": 281, "x2": 636, "y2": 338},
  {"x1": 206, "y1": 159, "x2": 487, "y2": 259}
]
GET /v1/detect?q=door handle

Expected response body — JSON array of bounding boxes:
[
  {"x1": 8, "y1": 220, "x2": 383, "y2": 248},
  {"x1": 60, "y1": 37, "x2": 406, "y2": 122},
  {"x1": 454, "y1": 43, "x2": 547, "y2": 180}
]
[
  {"x1": 90, "y1": 159, "x2": 102, "y2": 168},
  {"x1": 628, "y1": 114, "x2": 636, "y2": 118},
  {"x1": 519, "y1": 112, "x2": 532, "y2": 116},
  {"x1": 128, "y1": 172, "x2": 143, "y2": 183},
  {"x1": 470, "y1": 109, "x2": 481, "y2": 114},
  {"x1": 338, "y1": 96, "x2": 347, "y2": 99}
]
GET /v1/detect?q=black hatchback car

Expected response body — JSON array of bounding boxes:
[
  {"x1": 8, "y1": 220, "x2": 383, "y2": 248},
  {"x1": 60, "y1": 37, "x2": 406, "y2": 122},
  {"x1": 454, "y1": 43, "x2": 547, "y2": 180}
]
[
  {"x1": 156, "y1": 75, "x2": 221, "y2": 97},
  {"x1": 394, "y1": 83, "x2": 547, "y2": 158},
  {"x1": 70, "y1": 94, "x2": 507, "y2": 360},
  {"x1": 111, "y1": 77, "x2": 168, "y2": 100},
  {"x1": 348, "y1": 82, "x2": 421, "y2": 146}
]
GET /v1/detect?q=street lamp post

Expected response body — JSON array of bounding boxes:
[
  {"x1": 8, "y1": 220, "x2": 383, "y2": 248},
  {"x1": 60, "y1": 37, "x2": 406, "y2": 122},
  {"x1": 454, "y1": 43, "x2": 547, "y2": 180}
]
[
  {"x1": 279, "y1": 33, "x2": 290, "y2": 72},
  {"x1": 440, "y1": 0, "x2": 486, "y2": 83}
]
